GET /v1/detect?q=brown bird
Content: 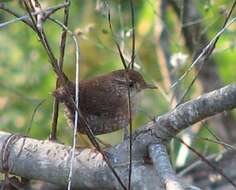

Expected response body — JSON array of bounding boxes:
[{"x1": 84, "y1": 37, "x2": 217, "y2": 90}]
[{"x1": 53, "y1": 69, "x2": 156, "y2": 136}]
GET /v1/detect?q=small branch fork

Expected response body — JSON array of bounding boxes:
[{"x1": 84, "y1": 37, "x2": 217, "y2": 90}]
[{"x1": 0, "y1": 2, "x2": 69, "y2": 29}]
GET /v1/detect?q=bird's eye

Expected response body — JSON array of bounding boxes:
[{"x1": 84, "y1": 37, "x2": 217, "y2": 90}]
[{"x1": 129, "y1": 81, "x2": 135, "y2": 88}]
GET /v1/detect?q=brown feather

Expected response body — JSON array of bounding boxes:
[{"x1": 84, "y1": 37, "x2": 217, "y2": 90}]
[{"x1": 53, "y1": 69, "x2": 156, "y2": 135}]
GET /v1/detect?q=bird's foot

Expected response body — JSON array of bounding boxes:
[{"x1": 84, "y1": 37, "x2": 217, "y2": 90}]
[{"x1": 95, "y1": 137, "x2": 112, "y2": 148}]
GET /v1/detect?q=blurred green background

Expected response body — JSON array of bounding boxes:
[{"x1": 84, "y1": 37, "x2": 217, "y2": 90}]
[{"x1": 0, "y1": 0, "x2": 236, "y2": 167}]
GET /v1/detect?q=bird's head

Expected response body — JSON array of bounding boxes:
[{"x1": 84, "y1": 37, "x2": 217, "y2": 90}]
[{"x1": 111, "y1": 69, "x2": 157, "y2": 96}]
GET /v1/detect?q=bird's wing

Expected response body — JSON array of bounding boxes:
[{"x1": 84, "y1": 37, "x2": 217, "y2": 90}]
[{"x1": 79, "y1": 78, "x2": 127, "y2": 117}]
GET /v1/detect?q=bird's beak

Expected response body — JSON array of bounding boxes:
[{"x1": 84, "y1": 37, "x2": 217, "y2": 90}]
[{"x1": 144, "y1": 83, "x2": 158, "y2": 89}]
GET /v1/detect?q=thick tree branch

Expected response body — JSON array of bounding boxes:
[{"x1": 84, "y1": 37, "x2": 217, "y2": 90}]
[
  {"x1": 0, "y1": 82, "x2": 236, "y2": 189},
  {"x1": 149, "y1": 144, "x2": 184, "y2": 190},
  {"x1": 0, "y1": 132, "x2": 161, "y2": 190}
]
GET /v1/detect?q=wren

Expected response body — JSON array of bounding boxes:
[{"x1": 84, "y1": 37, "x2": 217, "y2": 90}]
[{"x1": 53, "y1": 69, "x2": 156, "y2": 135}]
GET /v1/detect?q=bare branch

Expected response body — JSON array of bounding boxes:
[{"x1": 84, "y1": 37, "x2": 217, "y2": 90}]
[
  {"x1": 149, "y1": 144, "x2": 185, "y2": 190},
  {"x1": 0, "y1": 2, "x2": 69, "y2": 29},
  {"x1": 170, "y1": 16, "x2": 236, "y2": 89}
]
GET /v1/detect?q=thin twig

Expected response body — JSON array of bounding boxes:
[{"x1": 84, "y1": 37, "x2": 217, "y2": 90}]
[
  {"x1": 22, "y1": 0, "x2": 59, "y2": 72},
  {"x1": 50, "y1": 0, "x2": 70, "y2": 141},
  {"x1": 175, "y1": 1, "x2": 236, "y2": 105},
  {"x1": 170, "y1": 16, "x2": 236, "y2": 90},
  {"x1": 178, "y1": 154, "x2": 217, "y2": 177},
  {"x1": 0, "y1": 2, "x2": 69, "y2": 29},
  {"x1": 107, "y1": 3, "x2": 127, "y2": 69},
  {"x1": 53, "y1": 2, "x2": 78, "y2": 189},
  {"x1": 67, "y1": 24, "x2": 79, "y2": 190},
  {"x1": 129, "y1": 0, "x2": 135, "y2": 70},
  {"x1": 25, "y1": 99, "x2": 46, "y2": 136},
  {"x1": 106, "y1": 2, "x2": 135, "y2": 188},
  {"x1": 29, "y1": 0, "x2": 43, "y2": 30},
  {"x1": 128, "y1": 1, "x2": 135, "y2": 189},
  {"x1": 177, "y1": 137, "x2": 236, "y2": 188},
  {"x1": 196, "y1": 137, "x2": 236, "y2": 150}
]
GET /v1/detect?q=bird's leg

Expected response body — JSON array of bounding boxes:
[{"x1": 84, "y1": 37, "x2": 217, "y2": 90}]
[
  {"x1": 123, "y1": 125, "x2": 130, "y2": 141},
  {"x1": 76, "y1": 133, "x2": 112, "y2": 149},
  {"x1": 95, "y1": 137, "x2": 112, "y2": 148}
]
